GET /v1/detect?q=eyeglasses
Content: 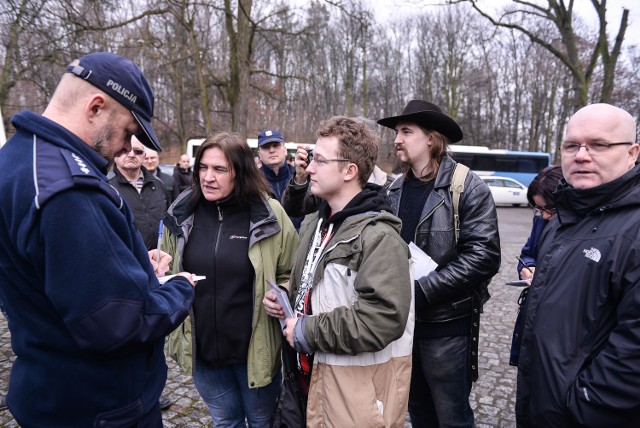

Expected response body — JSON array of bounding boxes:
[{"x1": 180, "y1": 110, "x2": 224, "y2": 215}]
[
  {"x1": 122, "y1": 148, "x2": 145, "y2": 156},
  {"x1": 308, "y1": 153, "x2": 350, "y2": 167},
  {"x1": 560, "y1": 141, "x2": 633, "y2": 155},
  {"x1": 532, "y1": 205, "x2": 557, "y2": 217}
]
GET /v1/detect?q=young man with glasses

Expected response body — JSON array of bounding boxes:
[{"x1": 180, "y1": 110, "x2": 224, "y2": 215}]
[
  {"x1": 110, "y1": 135, "x2": 169, "y2": 251},
  {"x1": 263, "y1": 116, "x2": 414, "y2": 426},
  {"x1": 516, "y1": 103, "x2": 640, "y2": 427}
]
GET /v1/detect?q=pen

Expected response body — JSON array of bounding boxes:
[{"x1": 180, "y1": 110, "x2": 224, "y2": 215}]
[
  {"x1": 156, "y1": 219, "x2": 163, "y2": 266},
  {"x1": 515, "y1": 255, "x2": 533, "y2": 273}
]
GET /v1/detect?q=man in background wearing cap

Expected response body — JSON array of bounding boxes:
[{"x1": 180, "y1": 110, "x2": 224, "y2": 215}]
[
  {"x1": 257, "y1": 129, "x2": 303, "y2": 230},
  {"x1": 0, "y1": 52, "x2": 196, "y2": 427},
  {"x1": 377, "y1": 100, "x2": 500, "y2": 427}
]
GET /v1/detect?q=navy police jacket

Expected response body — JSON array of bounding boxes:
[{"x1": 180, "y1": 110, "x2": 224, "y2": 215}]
[{"x1": 0, "y1": 111, "x2": 194, "y2": 427}]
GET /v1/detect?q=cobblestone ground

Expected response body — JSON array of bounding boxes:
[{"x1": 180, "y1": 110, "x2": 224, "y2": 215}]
[{"x1": 0, "y1": 208, "x2": 528, "y2": 427}]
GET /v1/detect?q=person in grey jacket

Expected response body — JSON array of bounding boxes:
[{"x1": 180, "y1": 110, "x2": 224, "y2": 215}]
[{"x1": 378, "y1": 100, "x2": 501, "y2": 428}]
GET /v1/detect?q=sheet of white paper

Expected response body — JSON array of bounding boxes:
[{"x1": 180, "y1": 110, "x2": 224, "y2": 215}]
[
  {"x1": 158, "y1": 274, "x2": 206, "y2": 284},
  {"x1": 409, "y1": 242, "x2": 438, "y2": 279}
]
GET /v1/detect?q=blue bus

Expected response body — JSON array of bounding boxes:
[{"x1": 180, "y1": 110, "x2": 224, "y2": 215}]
[{"x1": 449, "y1": 145, "x2": 551, "y2": 186}]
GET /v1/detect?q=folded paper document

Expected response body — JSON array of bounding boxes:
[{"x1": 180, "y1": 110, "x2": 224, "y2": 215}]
[
  {"x1": 409, "y1": 242, "x2": 438, "y2": 279},
  {"x1": 267, "y1": 279, "x2": 294, "y2": 329}
]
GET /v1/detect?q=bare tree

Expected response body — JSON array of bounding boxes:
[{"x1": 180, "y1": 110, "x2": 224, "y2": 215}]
[{"x1": 456, "y1": 0, "x2": 629, "y2": 110}]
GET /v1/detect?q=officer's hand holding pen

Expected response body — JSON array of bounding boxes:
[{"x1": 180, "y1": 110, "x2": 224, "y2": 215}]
[{"x1": 149, "y1": 250, "x2": 173, "y2": 276}]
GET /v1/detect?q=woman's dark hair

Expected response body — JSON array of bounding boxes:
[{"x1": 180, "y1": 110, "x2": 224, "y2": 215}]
[
  {"x1": 526, "y1": 165, "x2": 563, "y2": 207},
  {"x1": 188, "y1": 132, "x2": 270, "y2": 210}
]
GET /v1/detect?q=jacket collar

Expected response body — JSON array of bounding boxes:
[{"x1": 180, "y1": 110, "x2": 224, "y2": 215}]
[
  {"x1": 164, "y1": 189, "x2": 277, "y2": 238},
  {"x1": 12, "y1": 110, "x2": 109, "y2": 174},
  {"x1": 555, "y1": 164, "x2": 640, "y2": 225},
  {"x1": 553, "y1": 165, "x2": 640, "y2": 225},
  {"x1": 113, "y1": 165, "x2": 156, "y2": 185},
  {"x1": 389, "y1": 155, "x2": 456, "y2": 192},
  {"x1": 261, "y1": 163, "x2": 293, "y2": 180}
]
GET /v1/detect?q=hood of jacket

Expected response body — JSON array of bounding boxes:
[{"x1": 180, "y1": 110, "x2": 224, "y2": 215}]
[
  {"x1": 164, "y1": 189, "x2": 280, "y2": 246},
  {"x1": 315, "y1": 186, "x2": 397, "y2": 233}
]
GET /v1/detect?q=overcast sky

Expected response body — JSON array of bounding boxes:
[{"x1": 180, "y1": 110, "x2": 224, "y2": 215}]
[{"x1": 372, "y1": 0, "x2": 639, "y2": 47}]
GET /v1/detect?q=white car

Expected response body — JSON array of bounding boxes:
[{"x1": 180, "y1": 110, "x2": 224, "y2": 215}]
[{"x1": 480, "y1": 176, "x2": 528, "y2": 207}]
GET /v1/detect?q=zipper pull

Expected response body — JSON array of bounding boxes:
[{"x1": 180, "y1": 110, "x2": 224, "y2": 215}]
[{"x1": 217, "y1": 205, "x2": 223, "y2": 221}]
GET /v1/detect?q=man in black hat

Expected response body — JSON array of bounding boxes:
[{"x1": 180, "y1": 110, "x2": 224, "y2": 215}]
[
  {"x1": 378, "y1": 100, "x2": 501, "y2": 427},
  {"x1": 0, "y1": 52, "x2": 196, "y2": 426}
]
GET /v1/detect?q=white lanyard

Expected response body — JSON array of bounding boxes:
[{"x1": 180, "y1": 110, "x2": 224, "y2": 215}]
[{"x1": 296, "y1": 219, "x2": 334, "y2": 314}]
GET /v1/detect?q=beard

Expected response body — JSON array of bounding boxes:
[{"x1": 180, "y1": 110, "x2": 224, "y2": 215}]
[{"x1": 91, "y1": 121, "x2": 116, "y2": 170}]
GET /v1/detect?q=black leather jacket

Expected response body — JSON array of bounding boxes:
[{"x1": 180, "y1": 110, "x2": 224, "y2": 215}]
[{"x1": 388, "y1": 156, "x2": 501, "y2": 322}]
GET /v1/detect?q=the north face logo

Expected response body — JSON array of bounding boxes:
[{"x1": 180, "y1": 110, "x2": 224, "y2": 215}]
[{"x1": 583, "y1": 247, "x2": 601, "y2": 262}]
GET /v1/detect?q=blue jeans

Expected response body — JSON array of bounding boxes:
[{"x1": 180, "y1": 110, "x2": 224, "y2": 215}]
[
  {"x1": 409, "y1": 335, "x2": 474, "y2": 428},
  {"x1": 193, "y1": 358, "x2": 281, "y2": 428}
]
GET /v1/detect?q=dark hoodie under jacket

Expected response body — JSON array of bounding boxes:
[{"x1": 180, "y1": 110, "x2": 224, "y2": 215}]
[{"x1": 314, "y1": 185, "x2": 392, "y2": 234}]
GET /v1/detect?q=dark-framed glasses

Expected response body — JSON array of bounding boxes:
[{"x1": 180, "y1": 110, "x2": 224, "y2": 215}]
[
  {"x1": 532, "y1": 205, "x2": 557, "y2": 217},
  {"x1": 560, "y1": 141, "x2": 633, "y2": 155},
  {"x1": 308, "y1": 153, "x2": 350, "y2": 167}
]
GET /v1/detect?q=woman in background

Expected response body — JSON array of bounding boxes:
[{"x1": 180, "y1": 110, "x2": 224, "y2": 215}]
[
  {"x1": 510, "y1": 165, "x2": 563, "y2": 366},
  {"x1": 163, "y1": 133, "x2": 298, "y2": 427}
]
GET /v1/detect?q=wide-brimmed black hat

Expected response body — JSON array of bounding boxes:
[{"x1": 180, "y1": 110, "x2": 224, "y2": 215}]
[{"x1": 377, "y1": 100, "x2": 463, "y2": 143}]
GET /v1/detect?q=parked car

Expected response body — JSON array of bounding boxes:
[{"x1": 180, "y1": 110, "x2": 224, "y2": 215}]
[{"x1": 480, "y1": 176, "x2": 528, "y2": 207}]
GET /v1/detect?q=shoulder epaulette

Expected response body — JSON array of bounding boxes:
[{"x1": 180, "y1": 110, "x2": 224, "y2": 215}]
[{"x1": 32, "y1": 135, "x2": 123, "y2": 210}]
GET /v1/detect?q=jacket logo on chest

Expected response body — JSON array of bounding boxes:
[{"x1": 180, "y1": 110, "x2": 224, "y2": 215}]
[
  {"x1": 230, "y1": 235, "x2": 248, "y2": 240},
  {"x1": 583, "y1": 247, "x2": 601, "y2": 262}
]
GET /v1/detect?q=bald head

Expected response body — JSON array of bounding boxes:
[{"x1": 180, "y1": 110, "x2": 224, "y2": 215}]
[
  {"x1": 562, "y1": 103, "x2": 639, "y2": 189},
  {"x1": 567, "y1": 104, "x2": 636, "y2": 144}
]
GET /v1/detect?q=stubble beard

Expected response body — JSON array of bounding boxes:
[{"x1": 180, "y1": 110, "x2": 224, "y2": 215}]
[{"x1": 91, "y1": 122, "x2": 115, "y2": 170}]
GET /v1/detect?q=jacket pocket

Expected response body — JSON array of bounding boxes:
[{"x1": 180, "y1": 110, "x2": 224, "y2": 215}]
[
  {"x1": 93, "y1": 399, "x2": 143, "y2": 428},
  {"x1": 451, "y1": 295, "x2": 471, "y2": 311}
]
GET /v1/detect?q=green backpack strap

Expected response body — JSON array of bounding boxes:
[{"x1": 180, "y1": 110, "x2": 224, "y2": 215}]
[{"x1": 450, "y1": 163, "x2": 470, "y2": 243}]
